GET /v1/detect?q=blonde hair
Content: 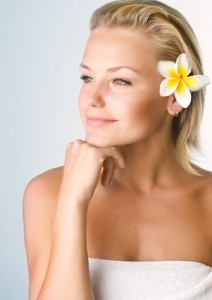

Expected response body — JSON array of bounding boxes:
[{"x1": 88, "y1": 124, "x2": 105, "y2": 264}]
[{"x1": 90, "y1": 0, "x2": 206, "y2": 175}]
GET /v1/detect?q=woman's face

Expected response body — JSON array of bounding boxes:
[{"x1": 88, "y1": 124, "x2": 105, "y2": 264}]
[{"x1": 78, "y1": 27, "x2": 171, "y2": 147}]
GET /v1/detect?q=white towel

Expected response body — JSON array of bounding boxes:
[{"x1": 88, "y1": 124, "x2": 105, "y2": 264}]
[{"x1": 88, "y1": 258, "x2": 212, "y2": 300}]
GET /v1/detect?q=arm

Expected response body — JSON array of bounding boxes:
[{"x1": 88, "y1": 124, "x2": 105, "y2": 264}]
[{"x1": 23, "y1": 140, "x2": 124, "y2": 300}]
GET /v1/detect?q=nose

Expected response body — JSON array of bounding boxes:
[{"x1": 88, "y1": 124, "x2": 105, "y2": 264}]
[{"x1": 86, "y1": 84, "x2": 105, "y2": 108}]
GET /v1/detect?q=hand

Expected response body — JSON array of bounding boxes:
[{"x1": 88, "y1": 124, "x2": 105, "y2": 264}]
[{"x1": 59, "y1": 140, "x2": 125, "y2": 206}]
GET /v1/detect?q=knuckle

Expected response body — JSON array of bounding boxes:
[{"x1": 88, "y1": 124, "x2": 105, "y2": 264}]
[
  {"x1": 74, "y1": 139, "x2": 83, "y2": 145},
  {"x1": 71, "y1": 139, "x2": 84, "y2": 149},
  {"x1": 86, "y1": 146, "x2": 103, "y2": 162},
  {"x1": 66, "y1": 142, "x2": 73, "y2": 151},
  {"x1": 88, "y1": 146, "x2": 98, "y2": 157},
  {"x1": 99, "y1": 156, "x2": 105, "y2": 165}
]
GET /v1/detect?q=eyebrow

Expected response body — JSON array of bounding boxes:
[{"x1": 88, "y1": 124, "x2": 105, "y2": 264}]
[{"x1": 79, "y1": 63, "x2": 138, "y2": 73}]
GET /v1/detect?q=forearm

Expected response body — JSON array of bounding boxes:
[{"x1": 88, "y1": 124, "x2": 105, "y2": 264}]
[{"x1": 37, "y1": 198, "x2": 94, "y2": 300}]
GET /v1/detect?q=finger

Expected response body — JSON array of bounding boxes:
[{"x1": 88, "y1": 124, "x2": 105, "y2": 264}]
[
  {"x1": 101, "y1": 157, "x2": 115, "y2": 186},
  {"x1": 66, "y1": 140, "x2": 85, "y2": 159},
  {"x1": 72, "y1": 139, "x2": 85, "y2": 148},
  {"x1": 75, "y1": 139, "x2": 85, "y2": 144},
  {"x1": 66, "y1": 142, "x2": 73, "y2": 151},
  {"x1": 65, "y1": 139, "x2": 85, "y2": 153},
  {"x1": 102, "y1": 147, "x2": 125, "y2": 169}
]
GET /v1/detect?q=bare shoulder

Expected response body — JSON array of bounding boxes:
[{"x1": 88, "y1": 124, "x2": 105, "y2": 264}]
[
  {"x1": 196, "y1": 168, "x2": 212, "y2": 231},
  {"x1": 23, "y1": 166, "x2": 64, "y2": 222},
  {"x1": 23, "y1": 166, "x2": 64, "y2": 299},
  {"x1": 187, "y1": 166, "x2": 212, "y2": 218},
  {"x1": 201, "y1": 171, "x2": 212, "y2": 250},
  {"x1": 24, "y1": 166, "x2": 64, "y2": 197},
  {"x1": 197, "y1": 168, "x2": 212, "y2": 196},
  {"x1": 193, "y1": 166, "x2": 212, "y2": 200},
  {"x1": 23, "y1": 165, "x2": 64, "y2": 247}
]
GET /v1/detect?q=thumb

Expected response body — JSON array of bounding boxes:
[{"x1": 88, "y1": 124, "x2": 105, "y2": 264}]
[{"x1": 101, "y1": 157, "x2": 116, "y2": 187}]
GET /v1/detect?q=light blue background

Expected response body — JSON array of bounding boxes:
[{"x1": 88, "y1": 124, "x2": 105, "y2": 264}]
[{"x1": 1, "y1": 0, "x2": 211, "y2": 299}]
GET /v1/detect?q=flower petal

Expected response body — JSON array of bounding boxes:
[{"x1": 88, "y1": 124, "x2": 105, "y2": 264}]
[
  {"x1": 176, "y1": 53, "x2": 191, "y2": 77},
  {"x1": 183, "y1": 75, "x2": 211, "y2": 92},
  {"x1": 160, "y1": 78, "x2": 179, "y2": 96},
  {"x1": 174, "y1": 79, "x2": 191, "y2": 108},
  {"x1": 158, "y1": 61, "x2": 178, "y2": 79}
]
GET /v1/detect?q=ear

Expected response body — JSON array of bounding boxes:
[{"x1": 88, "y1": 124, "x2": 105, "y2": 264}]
[{"x1": 166, "y1": 94, "x2": 183, "y2": 117}]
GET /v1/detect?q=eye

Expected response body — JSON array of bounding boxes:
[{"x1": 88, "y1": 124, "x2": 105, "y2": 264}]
[
  {"x1": 113, "y1": 78, "x2": 131, "y2": 86},
  {"x1": 80, "y1": 75, "x2": 94, "y2": 83}
]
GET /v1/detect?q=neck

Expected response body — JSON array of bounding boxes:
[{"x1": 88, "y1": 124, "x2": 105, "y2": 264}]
[{"x1": 114, "y1": 138, "x2": 184, "y2": 193}]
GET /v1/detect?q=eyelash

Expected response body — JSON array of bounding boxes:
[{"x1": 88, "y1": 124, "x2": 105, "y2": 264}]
[
  {"x1": 113, "y1": 79, "x2": 131, "y2": 86},
  {"x1": 80, "y1": 75, "x2": 131, "y2": 86},
  {"x1": 80, "y1": 75, "x2": 93, "y2": 83}
]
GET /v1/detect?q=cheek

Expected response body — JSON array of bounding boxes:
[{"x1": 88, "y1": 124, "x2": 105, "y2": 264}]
[
  {"x1": 122, "y1": 97, "x2": 151, "y2": 121},
  {"x1": 122, "y1": 95, "x2": 166, "y2": 135}
]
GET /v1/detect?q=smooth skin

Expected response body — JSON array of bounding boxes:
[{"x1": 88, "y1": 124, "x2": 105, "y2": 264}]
[{"x1": 23, "y1": 28, "x2": 212, "y2": 300}]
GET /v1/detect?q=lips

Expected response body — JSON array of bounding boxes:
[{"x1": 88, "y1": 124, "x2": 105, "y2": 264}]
[{"x1": 85, "y1": 116, "x2": 117, "y2": 128}]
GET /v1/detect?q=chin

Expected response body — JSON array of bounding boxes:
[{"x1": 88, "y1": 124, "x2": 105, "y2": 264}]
[{"x1": 85, "y1": 134, "x2": 115, "y2": 148}]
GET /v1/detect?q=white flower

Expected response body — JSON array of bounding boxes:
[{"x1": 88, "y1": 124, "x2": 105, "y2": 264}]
[{"x1": 158, "y1": 53, "x2": 210, "y2": 108}]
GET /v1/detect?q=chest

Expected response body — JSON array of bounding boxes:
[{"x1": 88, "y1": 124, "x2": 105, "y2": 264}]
[{"x1": 87, "y1": 192, "x2": 211, "y2": 264}]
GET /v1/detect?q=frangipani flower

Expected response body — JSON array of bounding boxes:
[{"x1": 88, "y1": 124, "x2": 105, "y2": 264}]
[{"x1": 158, "y1": 53, "x2": 210, "y2": 108}]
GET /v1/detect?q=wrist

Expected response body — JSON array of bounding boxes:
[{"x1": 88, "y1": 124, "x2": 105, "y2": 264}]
[{"x1": 57, "y1": 193, "x2": 90, "y2": 213}]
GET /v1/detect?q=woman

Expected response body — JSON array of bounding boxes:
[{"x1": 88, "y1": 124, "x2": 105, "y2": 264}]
[{"x1": 23, "y1": 1, "x2": 212, "y2": 299}]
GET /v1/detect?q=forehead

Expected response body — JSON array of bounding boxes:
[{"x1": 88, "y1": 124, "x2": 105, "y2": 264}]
[{"x1": 82, "y1": 27, "x2": 158, "y2": 70}]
